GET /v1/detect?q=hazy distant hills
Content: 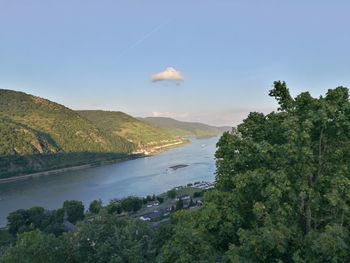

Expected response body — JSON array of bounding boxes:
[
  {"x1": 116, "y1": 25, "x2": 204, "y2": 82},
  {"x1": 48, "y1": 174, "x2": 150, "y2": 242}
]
[
  {"x1": 141, "y1": 117, "x2": 231, "y2": 138},
  {"x1": 77, "y1": 110, "x2": 184, "y2": 153}
]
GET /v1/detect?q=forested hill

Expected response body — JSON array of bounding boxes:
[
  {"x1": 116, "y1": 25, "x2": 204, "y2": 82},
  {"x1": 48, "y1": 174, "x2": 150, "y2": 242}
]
[
  {"x1": 0, "y1": 89, "x2": 135, "y2": 178},
  {"x1": 77, "y1": 110, "x2": 185, "y2": 153},
  {"x1": 141, "y1": 117, "x2": 231, "y2": 138}
]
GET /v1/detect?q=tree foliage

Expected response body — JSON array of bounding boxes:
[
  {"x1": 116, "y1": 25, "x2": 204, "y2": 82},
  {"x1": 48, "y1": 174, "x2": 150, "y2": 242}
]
[
  {"x1": 89, "y1": 199, "x2": 103, "y2": 214},
  {"x1": 63, "y1": 200, "x2": 85, "y2": 223},
  {"x1": 120, "y1": 197, "x2": 143, "y2": 213},
  {"x1": 160, "y1": 82, "x2": 350, "y2": 262},
  {"x1": 2, "y1": 215, "x2": 155, "y2": 263}
]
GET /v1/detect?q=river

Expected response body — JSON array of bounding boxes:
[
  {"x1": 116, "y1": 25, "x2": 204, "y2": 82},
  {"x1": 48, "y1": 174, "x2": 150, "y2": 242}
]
[{"x1": 0, "y1": 137, "x2": 218, "y2": 227}]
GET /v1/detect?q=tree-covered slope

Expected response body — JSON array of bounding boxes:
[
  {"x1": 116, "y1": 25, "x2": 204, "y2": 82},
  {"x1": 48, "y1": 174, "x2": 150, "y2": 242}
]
[
  {"x1": 77, "y1": 110, "x2": 185, "y2": 152},
  {"x1": 160, "y1": 82, "x2": 350, "y2": 262},
  {"x1": 0, "y1": 117, "x2": 61, "y2": 155},
  {"x1": 141, "y1": 117, "x2": 230, "y2": 138},
  {"x1": 0, "y1": 89, "x2": 135, "y2": 178}
]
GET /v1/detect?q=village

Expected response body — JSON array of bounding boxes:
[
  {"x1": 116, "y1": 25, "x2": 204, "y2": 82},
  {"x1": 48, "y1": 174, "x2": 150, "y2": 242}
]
[{"x1": 134, "y1": 181, "x2": 215, "y2": 226}]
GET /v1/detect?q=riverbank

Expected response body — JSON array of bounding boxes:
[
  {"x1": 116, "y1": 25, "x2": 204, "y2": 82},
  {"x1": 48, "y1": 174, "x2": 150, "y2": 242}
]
[
  {"x1": 0, "y1": 140, "x2": 189, "y2": 185},
  {"x1": 0, "y1": 137, "x2": 217, "y2": 227},
  {"x1": 0, "y1": 156, "x2": 137, "y2": 185}
]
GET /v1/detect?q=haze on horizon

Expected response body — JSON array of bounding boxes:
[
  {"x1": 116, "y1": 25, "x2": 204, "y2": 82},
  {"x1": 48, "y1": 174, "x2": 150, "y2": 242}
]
[{"x1": 1, "y1": 0, "x2": 350, "y2": 126}]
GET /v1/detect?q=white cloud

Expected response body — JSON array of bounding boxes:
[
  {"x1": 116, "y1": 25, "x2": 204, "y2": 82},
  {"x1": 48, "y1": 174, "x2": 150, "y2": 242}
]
[{"x1": 151, "y1": 67, "x2": 184, "y2": 82}]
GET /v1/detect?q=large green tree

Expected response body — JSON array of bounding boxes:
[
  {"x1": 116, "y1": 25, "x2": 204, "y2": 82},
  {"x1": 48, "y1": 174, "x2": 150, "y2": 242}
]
[
  {"x1": 2, "y1": 214, "x2": 156, "y2": 263},
  {"x1": 63, "y1": 200, "x2": 85, "y2": 223},
  {"x1": 161, "y1": 81, "x2": 350, "y2": 262},
  {"x1": 1, "y1": 230, "x2": 67, "y2": 263}
]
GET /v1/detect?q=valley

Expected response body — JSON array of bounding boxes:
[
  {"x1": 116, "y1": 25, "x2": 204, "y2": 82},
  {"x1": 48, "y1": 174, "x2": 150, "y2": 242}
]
[{"x1": 0, "y1": 89, "x2": 225, "y2": 179}]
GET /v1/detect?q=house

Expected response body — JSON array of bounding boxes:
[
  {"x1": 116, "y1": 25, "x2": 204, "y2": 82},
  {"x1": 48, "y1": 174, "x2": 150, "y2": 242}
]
[
  {"x1": 139, "y1": 210, "x2": 163, "y2": 221},
  {"x1": 193, "y1": 181, "x2": 215, "y2": 190},
  {"x1": 196, "y1": 200, "x2": 203, "y2": 206},
  {"x1": 146, "y1": 201, "x2": 159, "y2": 207},
  {"x1": 175, "y1": 195, "x2": 190, "y2": 201}
]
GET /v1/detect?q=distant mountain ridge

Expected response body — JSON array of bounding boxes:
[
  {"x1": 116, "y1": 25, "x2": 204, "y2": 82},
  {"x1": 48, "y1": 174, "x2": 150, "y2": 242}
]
[
  {"x1": 140, "y1": 117, "x2": 231, "y2": 138},
  {"x1": 76, "y1": 110, "x2": 185, "y2": 154}
]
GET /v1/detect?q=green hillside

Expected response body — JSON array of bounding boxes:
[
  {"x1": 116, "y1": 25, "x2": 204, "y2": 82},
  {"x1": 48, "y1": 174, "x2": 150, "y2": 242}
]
[
  {"x1": 77, "y1": 111, "x2": 185, "y2": 153},
  {"x1": 0, "y1": 89, "x2": 135, "y2": 178},
  {"x1": 141, "y1": 117, "x2": 231, "y2": 138}
]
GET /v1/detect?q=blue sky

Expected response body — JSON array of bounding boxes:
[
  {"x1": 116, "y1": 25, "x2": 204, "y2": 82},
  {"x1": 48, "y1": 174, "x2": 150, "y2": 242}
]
[{"x1": 1, "y1": 1, "x2": 350, "y2": 125}]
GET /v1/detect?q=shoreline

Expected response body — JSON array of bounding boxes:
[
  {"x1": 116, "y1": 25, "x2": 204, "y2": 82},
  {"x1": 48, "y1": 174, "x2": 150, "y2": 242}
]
[
  {"x1": 0, "y1": 156, "x2": 138, "y2": 185},
  {"x1": 0, "y1": 140, "x2": 189, "y2": 185}
]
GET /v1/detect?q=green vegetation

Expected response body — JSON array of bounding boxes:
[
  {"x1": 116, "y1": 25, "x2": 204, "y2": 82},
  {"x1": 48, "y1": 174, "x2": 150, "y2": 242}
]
[
  {"x1": 160, "y1": 81, "x2": 350, "y2": 262},
  {"x1": 141, "y1": 116, "x2": 230, "y2": 138},
  {"x1": 77, "y1": 110, "x2": 184, "y2": 152},
  {"x1": 0, "y1": 90, "x2": 134, "y2": 154},
  {"x1": 0, "y1": 89, "x2": 136, "y2": 178},
  {"x1": 2, "y1": 81, "x2": 350, "y2": 262},
  {"x1": 0, "y1": 196, "x2": 164, "y2": 262},
  {"x1": 89, "y1": 199, "x2": 102, "y2": 214},
  {"x1": 1, "y1": 215, "x2": 155, "y2": 263},
  {"x1": 0, "y1": 185, "x2": 207, "y2": 262}
]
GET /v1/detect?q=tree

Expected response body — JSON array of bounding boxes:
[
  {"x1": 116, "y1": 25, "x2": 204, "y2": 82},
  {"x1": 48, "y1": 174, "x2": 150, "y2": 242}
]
[
  {"x1": 27, "y1": 206, "x2": 50, "y2": 231},
  {"x1": 2, "y1": 212, "x2": 156, "y2": 263},
  {"x1": 63, "y1": 200, "x2": 84, "y2": 223},
  {"x1": 0, "y1": 229, "x2": 14, "y2": 255},
  {"x1": 6, "y1": 207, "x2": 64, "y2": 237},
  {"x1": 121, "y1": 197, "x2": 143, "y2": 213},
  {"x1": 107, "y1": 200, "x2": 122, "y2": 214},
  {"x1": 157, "y1": 196, "x2": 164, "y2": 203},
  {"x1": 175, "y1": 198, "x2": 183, "y2": 211},
  {"x1": 167, "y1": 189, "x2": 176, "y2": 199},
  {"x1": 64, "y1": 214, "x2": 155, "y2": 263},
  {"x1": 159, "y1": 210, "x2": 218, "y2": 262},
  {"x1": 193, "y1": 191, "x2": 202, "y2": 198},
  {"x1": 1, "y1": 230, "x2": 66, "y2": 263},
  {"x1": 160, "y1": 82, "x2": 350, "y2": 262},
  {"x1": 89, "y1": 199, "x2": 102, "y2": 214},
  {"x1": 7, "y1": 209, "x2": 29, "y2": 235}
]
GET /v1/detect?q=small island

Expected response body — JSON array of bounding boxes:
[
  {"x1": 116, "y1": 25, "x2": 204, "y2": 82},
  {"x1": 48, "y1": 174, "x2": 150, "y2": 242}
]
[{"x1": 168, "y1": 164, "x2": 189, "y2": 170}]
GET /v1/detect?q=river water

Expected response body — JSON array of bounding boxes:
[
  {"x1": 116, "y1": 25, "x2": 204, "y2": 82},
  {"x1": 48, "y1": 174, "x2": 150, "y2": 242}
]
[{"x1": 0, "y1": 137, "x2": 218, "y2": 226}]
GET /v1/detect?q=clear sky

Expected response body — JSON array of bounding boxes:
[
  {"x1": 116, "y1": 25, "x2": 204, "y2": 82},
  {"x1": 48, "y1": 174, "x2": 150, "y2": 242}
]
[{"x1": 1, "y1": 1, "x2": 350, "y2": 126}]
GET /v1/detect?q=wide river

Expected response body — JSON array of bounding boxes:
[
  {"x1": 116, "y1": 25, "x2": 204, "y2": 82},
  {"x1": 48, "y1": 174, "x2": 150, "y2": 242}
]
[{"x1": 0, "y1": 137, "x2": 218, "y2": 227}]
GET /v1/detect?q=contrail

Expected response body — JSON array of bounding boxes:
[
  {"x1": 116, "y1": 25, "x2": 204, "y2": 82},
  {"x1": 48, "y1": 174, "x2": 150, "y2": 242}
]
[{"x1": 116, "y1": 18, "x2": 173, "y2": 59}]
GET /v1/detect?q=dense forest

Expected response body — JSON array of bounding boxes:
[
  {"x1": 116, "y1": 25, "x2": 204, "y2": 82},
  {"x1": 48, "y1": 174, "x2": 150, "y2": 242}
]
[
  {"x1": 1, "y1": 81, "x2": 350, "y2": 262},
  {"x1": 0, "y1": 90, "x2": 187, "y2": 179},
  {"x1": 77, "y1": 110, "x2": 183, "y2": 152},
  {"x1": 0, "y1": 89, "x2": 135, "y2": 178}
]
